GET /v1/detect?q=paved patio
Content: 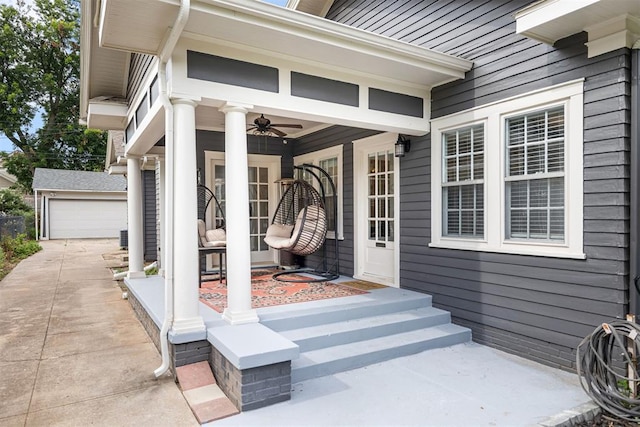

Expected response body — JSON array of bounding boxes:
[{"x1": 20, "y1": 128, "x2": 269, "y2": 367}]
[{"x1": 0, "y1": 238, "x2": 594, "y2": 426}]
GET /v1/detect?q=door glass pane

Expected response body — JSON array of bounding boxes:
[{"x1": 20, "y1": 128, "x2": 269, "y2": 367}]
[
  {"x1": 367, "y1": 149, "x2": 394, "y2": 243},
  {"x1": 216, "y1": 163, "x2": 271, "y2": 255},
  {"x1": 259, "y1": 167, "x2": 268, "y2": 182},
  {"x1": 378, "y1": 152, "x2": 386, "y2": 173}
]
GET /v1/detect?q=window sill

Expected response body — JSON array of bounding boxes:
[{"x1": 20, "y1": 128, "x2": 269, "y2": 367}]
[{"x1": 428, "y1": 241, "x2": 586, "y2": 260}]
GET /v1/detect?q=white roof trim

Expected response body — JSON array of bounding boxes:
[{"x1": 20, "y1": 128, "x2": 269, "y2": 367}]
[{"x1": 516, "y1": 0, "x2": 640, "y2": 57}]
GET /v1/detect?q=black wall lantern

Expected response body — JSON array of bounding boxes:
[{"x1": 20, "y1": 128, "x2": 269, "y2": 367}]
[{"x1": 395, "y1": 134, "x2": 411, "y2": 158}]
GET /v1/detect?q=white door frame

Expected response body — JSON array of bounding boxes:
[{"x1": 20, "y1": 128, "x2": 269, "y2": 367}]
[
  {"x1": 353, "y1": 132, "x2": 400, "y2": 287},
  {"x1": 204, "y1": 150, "x2": 281, "y2": 265}
]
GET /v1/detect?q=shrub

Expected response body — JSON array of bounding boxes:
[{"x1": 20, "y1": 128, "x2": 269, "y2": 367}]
[
  {"x1": 1, "y1": 234, "x2": 41, "y2": 260},
  {"x1": 0, "y1": 189, "x2": 30, "y2": 214}
]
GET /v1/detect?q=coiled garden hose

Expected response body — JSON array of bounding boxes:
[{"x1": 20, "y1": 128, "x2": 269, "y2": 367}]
[{"x1": 576, "y1": 320, "x2": 640, "y2": 422}]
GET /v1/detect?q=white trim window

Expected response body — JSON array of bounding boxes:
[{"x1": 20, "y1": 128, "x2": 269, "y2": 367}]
[
  {"x1": 442, "y1": 124, "x2": 484, "y2": 238},
  {"x1": 431, "y1": 79, "x2": 585, "y2": 259},
  {"x1": 294, "y1": 145, "x2": 344, "y2": 240}
]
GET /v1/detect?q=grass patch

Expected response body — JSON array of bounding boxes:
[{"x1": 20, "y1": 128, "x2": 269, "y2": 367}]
[{"x1": 0, "y1": 234, "x2": 42, "y2": 280}]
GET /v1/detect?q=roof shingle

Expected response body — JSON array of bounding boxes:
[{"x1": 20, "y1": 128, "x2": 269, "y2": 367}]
[{"x1": 32, "y1": 168, "x2": 126, "y2": 192}]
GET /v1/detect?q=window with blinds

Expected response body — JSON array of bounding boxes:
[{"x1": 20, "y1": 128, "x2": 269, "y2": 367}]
[
  {"x1": 505, "y1": 107, "x2": 565, "y2": 241},
  {"x1": 430, "y1": 80, "x2": 583, "y2": 258},
  {"x1": 442, "y1": 125, "x2": 484, "y2": 238}
]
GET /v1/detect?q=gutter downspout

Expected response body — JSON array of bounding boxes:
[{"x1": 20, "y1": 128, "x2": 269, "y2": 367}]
[
  {"x1": 34, "y1": 190, "x2": 38, "y2": 241},
  {"x1": 154, "y1": 0, "x2": 190, "y2": 378},
  {"x1": 630, "y1": 44, "x2": 640, "y2": 316}
]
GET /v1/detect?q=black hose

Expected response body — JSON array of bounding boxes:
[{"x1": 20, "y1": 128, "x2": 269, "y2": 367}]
[{"x1": 576, "y1": 320, "x2": 640, "y2": 422}]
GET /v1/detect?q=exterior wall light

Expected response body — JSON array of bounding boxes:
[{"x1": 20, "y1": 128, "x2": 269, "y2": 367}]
[{"x1": 395, "y1": 135, "x2": 411, "y2": 158}]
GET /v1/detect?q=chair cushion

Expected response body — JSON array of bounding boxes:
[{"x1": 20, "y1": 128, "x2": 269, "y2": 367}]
[
  {"x1": 206, "y1": 228, "x2": 226, "y2": 242},
  {"x1": 264, "y1": 224, "x2": 295, "y2": 249},
  {"x1": 203, "y1": 240, "x2": 226, "y2": 248},
  {"x1": 265, "y1": 224, "x2": 294, "y2": 239}
]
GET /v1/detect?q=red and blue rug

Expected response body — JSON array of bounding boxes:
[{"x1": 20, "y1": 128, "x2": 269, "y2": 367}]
[{"x1": 199, "y1": 269, "x2": 368, "y2": 313}]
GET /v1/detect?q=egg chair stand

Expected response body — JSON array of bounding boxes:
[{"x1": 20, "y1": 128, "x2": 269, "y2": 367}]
[
  {"x1": 197, "y1": 185, "x2": 226, "y2": 284},
  {"x1": 264, "y1": 163, "x2": 340, "y2": 283}
]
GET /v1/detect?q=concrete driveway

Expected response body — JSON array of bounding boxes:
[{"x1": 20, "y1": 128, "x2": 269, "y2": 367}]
[{"x1": 0, "y1": 239, "x2": 198, "y2": 426}]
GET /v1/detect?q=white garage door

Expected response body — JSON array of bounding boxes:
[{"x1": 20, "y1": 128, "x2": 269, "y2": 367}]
[{"x1": 49, "y1": 199, "x2": 127, "y2": 239}]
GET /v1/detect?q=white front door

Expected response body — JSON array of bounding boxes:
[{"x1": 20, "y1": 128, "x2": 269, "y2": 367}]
[
  {"x1": 206, "y1": 152, "x2": 280, "y2": 265},
  {"x1": 353, "y1": 133, "x2": 399, "y2": 287}
]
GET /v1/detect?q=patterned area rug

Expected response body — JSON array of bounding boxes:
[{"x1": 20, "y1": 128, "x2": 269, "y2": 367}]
[{"x1": 200, "y1": 269, "x2": 368, "y2": 313}]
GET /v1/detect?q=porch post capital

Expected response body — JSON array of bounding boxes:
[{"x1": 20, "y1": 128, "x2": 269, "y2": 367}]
[
  {"x1": 171, "y1": 98, "x2": 199, "y2": 108},
  {"x1": 219, "y1": 101, "x2": 253, "y2": 115}
]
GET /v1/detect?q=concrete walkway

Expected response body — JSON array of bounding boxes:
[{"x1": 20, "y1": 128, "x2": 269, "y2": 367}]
[{"x1": 0, "y1": 239, "x2": 198, "y2": 426}]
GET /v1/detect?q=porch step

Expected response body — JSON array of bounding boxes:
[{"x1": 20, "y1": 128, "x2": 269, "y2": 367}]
[
  {"x1": 260, "y1": 288, "x2": 432, "y2": 331},
  {"x1": 291, "y1": 323, "x2": 471, "y2": 383},
  {"x1": 260, "y1": 287, "x2": 470, "y2": 383},
  {"x1": 280, "y1": 307, "x2": 452, "y2": 352}
]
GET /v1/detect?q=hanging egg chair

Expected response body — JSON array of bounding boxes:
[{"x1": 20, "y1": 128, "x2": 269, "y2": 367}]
[
  {"x1": 264, "y1": 163, "x2": 340, "y2": 283},
  {"x1": 263, "y1": 180, "x2": 327, "y2": 256}
]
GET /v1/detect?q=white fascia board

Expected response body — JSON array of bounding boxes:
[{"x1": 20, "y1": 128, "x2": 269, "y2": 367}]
[
  {"x1": 515, "y1": 0, "x2": 601, "y2": 44},
  {"x1": 108, "y1": 165, "x2": 128, "y2": 175},
  {"x1": 87, "y1": 101, "x2": 128, "y2": 130},
  {"x1": 79, "y1": 0, "x2": 93, "y2": 121}
]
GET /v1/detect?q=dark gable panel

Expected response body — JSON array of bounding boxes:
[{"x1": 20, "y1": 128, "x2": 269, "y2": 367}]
[
  {"x1": 369, "y1": 88, "x2": 423, "y2": 118},
  {"x1": 291, "y1": 72, "x2": 359, "y2": 107},
  {"x1": 187, "y1": 50, "x2": 279, "y2": 93}
]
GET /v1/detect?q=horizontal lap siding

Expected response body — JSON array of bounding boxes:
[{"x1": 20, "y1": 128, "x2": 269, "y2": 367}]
[
  {"x1": 293, "y1": 126, "x2": 379, "y2": 277},
  {"x1": 127, "y1": 54, "x2": 154, "y2": 103},
  {"x1": 142, "y1": 170, "x2": 157, "y2": 262},
  {"x1": 328, "y1": 0, "x2": 630, "y2": 370}
]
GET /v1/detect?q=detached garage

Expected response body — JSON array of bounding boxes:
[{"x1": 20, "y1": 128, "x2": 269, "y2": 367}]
[{"x1": 32, "y1": 168, "x2": 127, "y2": 240}]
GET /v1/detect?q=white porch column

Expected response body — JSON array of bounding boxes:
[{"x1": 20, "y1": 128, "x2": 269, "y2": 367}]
[
  {"x1": 157, "y1": 158, "x2": 165, "y2": 276},
  {"x1": 127, "y1": 156, "x2": 145, "y2": 278},
  {"x1": 220, "y1": 102, "x2": 259, "y2": 325},
  {"x1": 171, "y1": 98, "x2": 206, "y2": 336}
]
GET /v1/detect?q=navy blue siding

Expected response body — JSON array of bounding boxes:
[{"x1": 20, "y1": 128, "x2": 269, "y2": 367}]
[
  {"x1": 328, "y1": 0, "x2": 630, "y2": 370},
  {"x1": 142, "y1": 170, "x2": 157, "y2": 262}
]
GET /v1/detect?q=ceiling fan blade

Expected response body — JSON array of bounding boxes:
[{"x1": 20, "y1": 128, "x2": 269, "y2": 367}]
[
  {"x1": 271, "y1": 128, "x2": 287, "y2": 137},
  {"x1": 270, "y1": 124, "x2": 303, "y2": 129}
]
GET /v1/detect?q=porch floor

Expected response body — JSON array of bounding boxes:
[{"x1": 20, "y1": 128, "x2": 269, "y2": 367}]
[{"x1": 127, "y1": 273, "x2": 591, "y2": 426}]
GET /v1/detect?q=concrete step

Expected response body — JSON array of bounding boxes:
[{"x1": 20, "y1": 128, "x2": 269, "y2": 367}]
[
  {"x1": 291, "y1": 323, "x2": 471, "y2": 383},
  {"x1": 261, "y1": 288, "x2": 432, "y2": 331},
  {"x1": 280, "y1": 307, "x2": 451, "y2": 352}
]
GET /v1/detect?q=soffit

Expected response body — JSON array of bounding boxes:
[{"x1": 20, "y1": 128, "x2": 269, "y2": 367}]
[{"x1": 287, "y1": 0, "x2": 335, "y2": 17}]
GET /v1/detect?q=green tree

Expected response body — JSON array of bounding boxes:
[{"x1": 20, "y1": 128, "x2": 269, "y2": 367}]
[{"x1": 0, "y1": 0, "x2": 106, "y2": 192}]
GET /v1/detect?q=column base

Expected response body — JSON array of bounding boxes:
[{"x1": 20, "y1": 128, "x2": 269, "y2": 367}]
[
  {"x1": 127, "y1": 271, "x2": 146, "y2": 279},
  {"x1": 169, "y1": 316, "x2": 207, "y2": 343},
  {"x1": 222, "y1": 308, "x2": 259, "y2": 325}
]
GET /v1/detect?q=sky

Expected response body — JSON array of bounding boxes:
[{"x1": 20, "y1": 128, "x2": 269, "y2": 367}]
[{"x1": 0, "y1": 0, "x2": 288, "y2": 153}]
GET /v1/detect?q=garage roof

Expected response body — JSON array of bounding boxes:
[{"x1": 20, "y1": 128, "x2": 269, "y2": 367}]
[{"x1": 32, "y1": 168, "x2": 126, "y2": 192}]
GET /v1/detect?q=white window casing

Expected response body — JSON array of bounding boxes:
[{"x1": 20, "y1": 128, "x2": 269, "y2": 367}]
[
  {"x1": 294, "y1": 145, "x2": 344, "y2": 240},
  {"x1": 430, "y1": 79, "x2": 585, "y2": 259}
]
